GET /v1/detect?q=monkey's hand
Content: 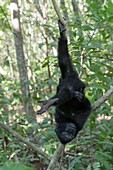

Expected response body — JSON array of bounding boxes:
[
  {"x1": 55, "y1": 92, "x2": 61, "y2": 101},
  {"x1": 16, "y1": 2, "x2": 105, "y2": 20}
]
[
  {"x1": 74, "y1": 91, "x2": 84, "y2": 102},
  {"x1": 37, "y1": 98, "x2": 59, "y2": 114}
]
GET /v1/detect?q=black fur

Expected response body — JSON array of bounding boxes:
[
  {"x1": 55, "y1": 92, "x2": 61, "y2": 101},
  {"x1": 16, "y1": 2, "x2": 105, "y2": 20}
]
[{"x1": 38, "y1": 20, "x2": 91, "y2": 144}]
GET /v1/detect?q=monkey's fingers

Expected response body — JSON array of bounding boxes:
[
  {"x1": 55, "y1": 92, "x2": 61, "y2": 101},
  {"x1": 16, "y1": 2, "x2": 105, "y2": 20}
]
[
  {"x1": 74, "y1": 91, "x2": 84, "y2": 102},
  {"x1": 37, "y1": 98, "x2": 59, "y2": 115},
  {"x1": 37, "y1": 107, "x2": 47, "y2": 115}
]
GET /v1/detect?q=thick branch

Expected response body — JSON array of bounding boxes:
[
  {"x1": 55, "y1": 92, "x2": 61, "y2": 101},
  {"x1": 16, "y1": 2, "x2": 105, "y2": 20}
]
[
  {"x1": 51, "y1": 0, "x2": 66, "y2": 26},
  {"x1": 47, "y1": 144, "x2": 65, "y2": 170},
  {"x1": 0, "y1": 121, "x2": 49, "y2": 161}
]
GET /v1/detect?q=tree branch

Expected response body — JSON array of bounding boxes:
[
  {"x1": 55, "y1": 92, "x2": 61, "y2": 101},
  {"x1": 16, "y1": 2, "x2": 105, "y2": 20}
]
[
  {"x1": 0, "y1": 121, "x2": 49, "y2": 161},
  {"x1": 47, "y1": 144, "x2": 66, "y2": 170},
  {"x1": 51, "y1": 0, "x2": 66, "y2": 26},
  {"x1": 92, "y1": 86, "x2": 113, "y2": 111}
]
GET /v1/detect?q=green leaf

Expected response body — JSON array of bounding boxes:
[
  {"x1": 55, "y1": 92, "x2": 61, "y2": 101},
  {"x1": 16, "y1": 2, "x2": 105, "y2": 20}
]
[
  {"x1": 41, "y1": 24, "x2": 54, "y2": 28},
  {"x1": 102, "y1": 63, "x2": 113, "y2": 72},
  {"x1": 0, "y1": 161, "x2": 32, "y2": 170},
  {"x1": 107, "y1": 1, "x2": 113, "y2": 13},
  {"x1": 106, "y1": 44, "x2": 113, "y2": 50},
  {"x1": 95, "y1": 153, "x2": 112, "y2": 169},
  {"x1": 88, "y1": 41, "x2": 102, "y2": 49},
  {"x1": 81, "y1": 25, "x2": 94, "y2": 31}
]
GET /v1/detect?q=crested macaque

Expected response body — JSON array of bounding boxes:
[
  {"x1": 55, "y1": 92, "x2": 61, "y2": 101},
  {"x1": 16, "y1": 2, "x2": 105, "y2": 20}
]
[{"x1": 37, "y1": 20, "x2": 91, "y2": 144}]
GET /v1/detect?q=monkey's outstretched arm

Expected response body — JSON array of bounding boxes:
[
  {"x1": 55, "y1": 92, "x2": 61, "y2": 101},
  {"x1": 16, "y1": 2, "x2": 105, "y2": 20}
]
[
  {"x1": 37, "y1": 88, "x2": 72, "y2": 115},
  {"x1": 37, "y1": 89, "x2": 84, "y2": 114}
]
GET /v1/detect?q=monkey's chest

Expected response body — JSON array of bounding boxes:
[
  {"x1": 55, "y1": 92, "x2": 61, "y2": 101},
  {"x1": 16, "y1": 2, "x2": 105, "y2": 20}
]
[{"x1": 57, "y1": 99, "x2": 82, "y2": 118}]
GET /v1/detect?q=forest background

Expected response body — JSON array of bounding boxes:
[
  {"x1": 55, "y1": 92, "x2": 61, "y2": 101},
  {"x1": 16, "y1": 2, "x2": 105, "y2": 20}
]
[{"x1": 0, "y1": 0, "x2": 113, "y2": 170}]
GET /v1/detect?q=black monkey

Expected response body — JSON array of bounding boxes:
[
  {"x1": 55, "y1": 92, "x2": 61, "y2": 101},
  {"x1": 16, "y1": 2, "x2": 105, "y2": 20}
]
[{"x1": 37, "y1": 20, "x2": 91, "y2": 144}]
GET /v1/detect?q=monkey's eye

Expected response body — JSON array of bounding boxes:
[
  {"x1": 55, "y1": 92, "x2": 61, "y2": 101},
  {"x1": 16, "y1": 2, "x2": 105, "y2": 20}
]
[
  {"x1": 79, "y1": 88, "x2": 83, "y2": 92},
  {"x1": 80, "y1": 88, "x2": 85, "y2": 93}
]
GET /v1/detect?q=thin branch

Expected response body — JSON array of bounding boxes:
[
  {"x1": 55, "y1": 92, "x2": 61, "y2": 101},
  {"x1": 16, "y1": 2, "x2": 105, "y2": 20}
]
[
  {"x1": 34, "y1": 0, "x2": 43, "y2": 18},
  {"x1": 87, "y1": 22, "x2": 100, "y2": 46},
  {"x1": 0, "y1": 121, "x2": 49, "y2": 161},
  {"x1": 92, "y1": 86, "x2": 113, "y2": 111},
  {"x1": 51, "y1": 0, "x2": 66, "y2": 26}
]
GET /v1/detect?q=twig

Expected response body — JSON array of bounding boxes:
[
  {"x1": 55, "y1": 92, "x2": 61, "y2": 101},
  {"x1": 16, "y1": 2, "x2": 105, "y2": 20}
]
[
  {"x1": 0, "y1": 121, "x2": 49, "y2": 161},
  {"x1": 51, "y1": 0, "x2": 66, "y2": 26},
  {"x1": 87, "y1": 22, "x2": 100, "y2": 46}
]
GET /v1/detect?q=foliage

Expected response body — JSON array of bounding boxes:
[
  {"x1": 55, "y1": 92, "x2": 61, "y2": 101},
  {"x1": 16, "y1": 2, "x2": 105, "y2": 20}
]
[
  {"x1": 0, "y1": 161, "x2": 32, "y2": 170},
  {"x1": 0, "y1": 0, "x2": 113, "y2": 169}
]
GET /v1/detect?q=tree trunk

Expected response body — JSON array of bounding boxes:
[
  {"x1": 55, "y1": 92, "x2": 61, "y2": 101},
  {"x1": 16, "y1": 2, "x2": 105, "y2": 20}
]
[
  {"x1": 71, "y1": 0, "x2": 83, "y2": 31},
  {"x1": 10, "y1": 0, "x2": 36, "y2": 123}
]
